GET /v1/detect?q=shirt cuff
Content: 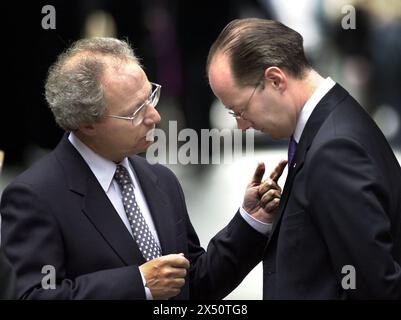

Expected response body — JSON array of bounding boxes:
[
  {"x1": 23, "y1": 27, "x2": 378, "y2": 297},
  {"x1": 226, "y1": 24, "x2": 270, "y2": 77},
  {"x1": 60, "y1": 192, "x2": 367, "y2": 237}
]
[
  {"x1": 239, "y1": 207, "x2": 272, "y2": 235},
  {"x1": 139, "y1": 269, "x2": 153, "y2": 300}
]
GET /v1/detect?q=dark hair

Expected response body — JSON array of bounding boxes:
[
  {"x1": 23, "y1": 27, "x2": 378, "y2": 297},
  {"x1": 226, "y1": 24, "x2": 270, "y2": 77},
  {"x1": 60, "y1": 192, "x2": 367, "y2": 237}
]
[{"x1": 207, "y1": 18, "x2": 311, "y2": 86}]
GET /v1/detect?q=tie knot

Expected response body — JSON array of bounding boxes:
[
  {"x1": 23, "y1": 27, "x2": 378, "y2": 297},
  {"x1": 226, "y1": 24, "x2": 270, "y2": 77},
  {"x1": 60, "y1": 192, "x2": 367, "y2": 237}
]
[{"x1": 114, "y1": 165, "x2": 132, "y2": 187}]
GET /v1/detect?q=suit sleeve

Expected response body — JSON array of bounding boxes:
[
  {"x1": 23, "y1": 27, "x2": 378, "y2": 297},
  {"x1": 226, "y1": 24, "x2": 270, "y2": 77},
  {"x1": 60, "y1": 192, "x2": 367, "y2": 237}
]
[
  {"x1": 308, "y1": 138, "x2": 401, "y2": 299},
  {"x1": 0, "y1": 248, "x2": 15, "y2": 299},
  {"x1": 171, "y1": 175, "x2": 268, "y2": 300},
  {"x1": 0, "y1": 182, "x2": 146, "y2": 300}
]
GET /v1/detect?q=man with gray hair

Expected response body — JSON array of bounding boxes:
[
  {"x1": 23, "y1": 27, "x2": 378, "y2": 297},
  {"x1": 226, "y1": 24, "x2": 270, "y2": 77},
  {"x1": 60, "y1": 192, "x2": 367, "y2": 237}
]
[{"x1": 1, "y1": 37, "x2": 282, "y2": 299}]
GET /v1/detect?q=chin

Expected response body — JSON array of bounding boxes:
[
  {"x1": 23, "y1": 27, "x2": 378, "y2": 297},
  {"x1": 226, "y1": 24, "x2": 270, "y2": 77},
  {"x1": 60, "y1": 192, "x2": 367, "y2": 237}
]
[
  {"x1": 137, "y1": 140, "x2": 153, "y2": 154},
  {"x1": 260, "y1": 127, "x2": 273, "y2": 136},
  {"x1": 268, "y1": 131, "x2": 283, "y2": 140},
  {"x1": 275, "y1": 133, "x2": 292, "y2": 140}
]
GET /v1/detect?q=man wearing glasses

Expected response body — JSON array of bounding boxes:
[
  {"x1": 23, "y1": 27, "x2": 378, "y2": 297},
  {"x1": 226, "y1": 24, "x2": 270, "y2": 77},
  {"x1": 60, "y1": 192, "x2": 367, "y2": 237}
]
[
  {"x1": 207, "y1": 18, "x2": 401, "y2": 299},
  {"x1": 0, "y1": 37, "x2": 281, "y2": 299}
]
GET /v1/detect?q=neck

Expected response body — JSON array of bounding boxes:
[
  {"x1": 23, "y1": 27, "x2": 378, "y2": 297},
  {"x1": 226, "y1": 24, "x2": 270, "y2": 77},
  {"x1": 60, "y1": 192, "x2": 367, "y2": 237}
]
[
  {"x1": 291, "y1": 69, "x2": 325, "y2": 114},
  {"x1": 73, "y1": 131, "x2": 123, "y2": 164},
  {"x1": 282, "y1": 69, "x2": 324, "y2": 138}
]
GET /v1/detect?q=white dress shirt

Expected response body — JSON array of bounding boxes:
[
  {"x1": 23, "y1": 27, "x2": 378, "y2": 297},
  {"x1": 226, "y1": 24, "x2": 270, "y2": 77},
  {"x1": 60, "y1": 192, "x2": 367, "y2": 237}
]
[
  {"x1": 68, "y1": 131, "x2": 275, "y2": 297},
  {"x1": 293, "y1": 77, "x2": 336, "y2": 143},
  {"x1": 241, "y1": 77, "x2": 336, "y2": 232},
  {"x1": 68, "y1": 132, "x2": 158, "y2": 299}
]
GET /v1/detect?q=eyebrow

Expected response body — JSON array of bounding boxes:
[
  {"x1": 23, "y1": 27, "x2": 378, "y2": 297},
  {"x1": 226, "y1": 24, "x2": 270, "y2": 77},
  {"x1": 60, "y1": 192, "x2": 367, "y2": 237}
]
[{"x1": 123, "y1": 85, "x2": 153, "y2": 115}]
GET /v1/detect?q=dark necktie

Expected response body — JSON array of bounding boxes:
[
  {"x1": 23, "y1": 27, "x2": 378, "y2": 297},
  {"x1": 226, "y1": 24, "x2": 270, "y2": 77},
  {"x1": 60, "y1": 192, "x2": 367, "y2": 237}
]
[
  {"x1": 288, "y1": 135, "x2": 298, "y2": 167},
  {"x1": 114, "y1": 164, "x2": 161, "y2": 261}
]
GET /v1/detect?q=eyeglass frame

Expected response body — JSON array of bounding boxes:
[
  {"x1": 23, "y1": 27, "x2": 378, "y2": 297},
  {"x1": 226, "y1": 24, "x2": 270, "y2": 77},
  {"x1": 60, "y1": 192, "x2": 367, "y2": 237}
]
[
  {"x1": 106, "y1": 82, "x2": 161, "y2": 125},
  {"x1": 228, "y1": 74, "x2": 265, "y2": 120}
]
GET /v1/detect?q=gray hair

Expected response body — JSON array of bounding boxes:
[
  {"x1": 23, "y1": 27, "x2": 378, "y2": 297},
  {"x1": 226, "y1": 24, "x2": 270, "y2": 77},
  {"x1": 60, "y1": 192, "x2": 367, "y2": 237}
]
[{"x1": 45, "y1": 37, "x2": 140, "y2": 131}]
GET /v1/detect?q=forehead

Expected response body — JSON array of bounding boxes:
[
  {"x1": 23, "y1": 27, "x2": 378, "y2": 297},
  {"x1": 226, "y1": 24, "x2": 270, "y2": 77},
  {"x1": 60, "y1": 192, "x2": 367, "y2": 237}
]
[
  {"x1": 208, "y1": 53, "x2": 248, "y2": 108},
  {"x1": 102, "y1": 60, "x2": 149, "y2": 112},
  {"x1": 102, "y1": 60, "x2": 146, "y2": 91},
  {"x1": 208, "y1": 53, "x2": 236, "y2": 92}
]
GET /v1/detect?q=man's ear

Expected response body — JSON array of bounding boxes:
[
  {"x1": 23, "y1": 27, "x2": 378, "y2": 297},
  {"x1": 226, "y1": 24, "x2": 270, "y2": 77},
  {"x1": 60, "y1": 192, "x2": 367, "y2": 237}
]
[
  {"x1": 78, "y1": 122, "x2": 97, "y2": 136},
  {"x1": 264, "y1": 66, "x2": 288, "y2": 91}
]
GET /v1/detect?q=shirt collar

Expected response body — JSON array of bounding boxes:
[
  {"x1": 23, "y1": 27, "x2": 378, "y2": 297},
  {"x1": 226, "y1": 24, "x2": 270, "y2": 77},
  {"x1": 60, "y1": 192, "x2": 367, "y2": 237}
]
[
  {"x1": 293, "y1": 77, "x2": 336, "y2": 143},
  {"x1": 68, "y1": 132, "x2": 123, "y2": 192}
]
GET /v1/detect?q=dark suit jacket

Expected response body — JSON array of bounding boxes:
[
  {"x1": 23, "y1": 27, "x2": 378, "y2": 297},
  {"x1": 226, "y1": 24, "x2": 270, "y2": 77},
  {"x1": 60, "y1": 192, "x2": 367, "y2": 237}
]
[
  {"x1": 0, "y1": 136, "x2": 267, "y2": 299},
  {"x1": 263, "y1": 84, "x2": 401, "y2": 299},
  {"x1": 0, "y1": 248, "x2": 15, "y2": 299}
]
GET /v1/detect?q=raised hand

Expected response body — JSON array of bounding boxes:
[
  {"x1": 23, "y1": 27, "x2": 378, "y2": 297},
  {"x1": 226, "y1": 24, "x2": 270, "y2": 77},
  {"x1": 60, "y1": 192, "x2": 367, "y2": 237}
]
[
  {"x1": 258, "y1": 160, "x2": 287, "y2": 216},
  {"x1": 243, "y1": 160, "x2": 287, "y2": 223}
]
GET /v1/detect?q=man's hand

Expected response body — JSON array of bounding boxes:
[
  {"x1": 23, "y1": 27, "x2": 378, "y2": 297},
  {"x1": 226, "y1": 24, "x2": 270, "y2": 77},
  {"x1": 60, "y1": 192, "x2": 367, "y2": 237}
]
[
  {"x1": 139, "y1": 253, "x2": 189, "y2": 300},
  {"x1": 243, "y1": 160, "x2": 287, "y2": 223},
  {"x1": 258, "y1": 160, "x2": 287, "y2": 214}
]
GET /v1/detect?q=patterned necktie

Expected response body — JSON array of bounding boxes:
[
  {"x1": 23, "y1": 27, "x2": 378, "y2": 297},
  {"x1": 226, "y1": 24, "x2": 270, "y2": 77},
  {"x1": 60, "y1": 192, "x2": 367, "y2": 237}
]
[
  {"x1": 114, "y1": 164, "x2": 161, "y2": 261},
  {"x1": 288, "y1": 135, "x2": 298, "y2": 167}
]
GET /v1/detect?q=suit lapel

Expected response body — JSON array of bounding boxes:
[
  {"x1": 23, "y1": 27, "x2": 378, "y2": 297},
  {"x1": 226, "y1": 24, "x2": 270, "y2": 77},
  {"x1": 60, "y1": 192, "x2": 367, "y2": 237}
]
[
  {"x1": 267, "y1": 84, "x2": 349, "y2": 246},
  {"x1": 55, "y1": 136, "x2": 144, "y2": 265},
  {"x1": 129, "y1": 157, "x2": 177, "y2": 255},
  {"x1": 82, "y1": 180, "x2": 144, "y2": 265}
]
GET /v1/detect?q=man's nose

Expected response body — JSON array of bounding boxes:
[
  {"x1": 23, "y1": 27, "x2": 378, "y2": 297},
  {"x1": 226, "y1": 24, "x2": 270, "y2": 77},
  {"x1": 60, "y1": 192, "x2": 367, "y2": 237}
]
[{"x1": 143, "y1": 105, "x2": 161, "y2": 126}]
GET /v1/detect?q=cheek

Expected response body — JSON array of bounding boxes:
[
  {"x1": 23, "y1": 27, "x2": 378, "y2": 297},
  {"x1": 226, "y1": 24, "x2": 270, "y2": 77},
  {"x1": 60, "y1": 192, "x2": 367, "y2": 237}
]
[
  {"x1": 266, "y1": 103, "x2": 282, "y2": 119},
  {"x1": 122, "y1": 128, "x2": 146, "y2": 148},
  {"x1": 254, "y1": 106, "x2": 272, "y2": 124},
  {"x1": 98, "y1": 123, "x2": 131, "y2": 145}
]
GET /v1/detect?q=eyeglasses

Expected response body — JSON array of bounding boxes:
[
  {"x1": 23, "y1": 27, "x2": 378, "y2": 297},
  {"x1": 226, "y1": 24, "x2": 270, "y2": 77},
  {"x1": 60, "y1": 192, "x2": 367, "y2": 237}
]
[
  {"x1": 106, "y1": 82, "x2": 161, "y2": 126},
  {"x1": 228, "y1": 75, "x2": 264, "y2": 120}
]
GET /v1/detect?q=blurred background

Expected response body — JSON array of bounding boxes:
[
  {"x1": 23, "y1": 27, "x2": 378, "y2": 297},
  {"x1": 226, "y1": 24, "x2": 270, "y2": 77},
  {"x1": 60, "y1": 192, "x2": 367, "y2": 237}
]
[{"x1": 1, "y1": 0, "x2": 400, "y2": 299}]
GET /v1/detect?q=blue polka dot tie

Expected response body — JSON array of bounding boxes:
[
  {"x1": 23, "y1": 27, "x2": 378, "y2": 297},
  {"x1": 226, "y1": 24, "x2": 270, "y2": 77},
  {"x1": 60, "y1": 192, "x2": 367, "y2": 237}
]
[{"x1": 114, "y1": 165, "x2": 162, "y2": 261}]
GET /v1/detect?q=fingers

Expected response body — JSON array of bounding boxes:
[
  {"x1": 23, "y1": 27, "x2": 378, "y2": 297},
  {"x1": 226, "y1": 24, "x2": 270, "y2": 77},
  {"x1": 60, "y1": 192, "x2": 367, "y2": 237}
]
[
  {"x1": 155, "y1": 254, "x2": 190, "y2": 271},
  {"x1": 261, "y1": 198, "x2": 280, "y2": 214},
  {"x1": 258, "y1": 179, "x2": 281, "y2": 197},
  {"x1": 258, "y1": 161, "x2": 285, "y2": 215},
  {"x1": 170, "y1": 266, "x2": 188, "y2": 279},
  {"x1": 250, "y1": 162, "x2": 265, "y2": 185},
  {"x1": 139, "y1": 254, "x2": 189, "y2": 300},
  {"x1": 263, "y1": 198, "x2": 280, "y2": 213},
  {"x1": 164, "y1": 253, "x2": 190, "y2": 269},
  {"x1": 260, "y1": 189, "x2": 281, "y2": 206},
  {"x1": 155, "y1": 264, "x2": 188, "y2": 283},
  {"x1": 260, "y1": 189, "x2": 281, "y2": 213},
  {"x1": 258, "y1": 160, "x2": 286, "y2": 195},
  {"x1": 170, "y1": 277, "x2": 185, "y2": 289},
  {"x1": 269, "y1": 159, "x2": 288, "y2": 182}
]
